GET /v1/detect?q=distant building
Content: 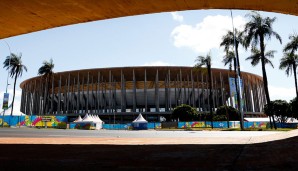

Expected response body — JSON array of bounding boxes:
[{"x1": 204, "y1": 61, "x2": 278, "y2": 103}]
[{"x1": 20, "y1": 66, "x2": 266, "y2": 121}]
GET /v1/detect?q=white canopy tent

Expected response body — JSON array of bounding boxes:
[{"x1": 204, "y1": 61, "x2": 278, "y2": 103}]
[
  {"x1": 82, "y1": 114, "x2": 93, "y2": 122},
  {"x1": 132, "y1": 113, "x2": 148, "y2": 130},
  {"x1": 133, "y1": 113, "x2": 148, "y2": 123},
  {"x1": 73, "y1": 114, "x2": 103, "y2": 130},
  {"x1": 73, "y1": 115, "x2": 83, "y2": 122}
]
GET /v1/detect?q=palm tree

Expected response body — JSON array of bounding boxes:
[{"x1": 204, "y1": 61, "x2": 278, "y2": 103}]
[
  {"x1": 220, "y1": 29, "x2": 245, "y2": 130},
  {"x1": 221, "y1": 51, "x2": 244, "y2": 130},
  {"x1": 279, "y1": 52, "x2": 298, "y2": 98},
  {"x1": 283, "y1": 33, "x2": 298, "y2": 99},
  {"x1": 243, "y1": 11, "x2": 282, "y2": 129},
  {"x1": 220, "y1": 28, "x2": 244, "y2": 75},
  {"x1": 284, "y1": 33, "x2": 298, "y2": 54},
  {"x1": 38, "y1": 58, "x2": 54, "y2": 115},
  {"x1": 222, "y1": 50, "x2": 235, "y2": 71},
  {"x1": 3, "y1": 53, "x2": 27, "y2": 115},
  {"x1": 246, "y1": 46, "x2": 276, "y2": 128},
  {"x1": 194, "y1": 53, "x2": 213, "y2": 128},
  {"x1": 246, "y1": 47, "x2": 275, "y2": 68},
  {"x1": 220, "y1": 29, "x2": 244, "y2": 108}
]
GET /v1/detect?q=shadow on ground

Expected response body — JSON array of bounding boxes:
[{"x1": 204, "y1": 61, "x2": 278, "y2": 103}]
[{"x1": 1, "y1": 136, "x2": 297, "y2": 171}]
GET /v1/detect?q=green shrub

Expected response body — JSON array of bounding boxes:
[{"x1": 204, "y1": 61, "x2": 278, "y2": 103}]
[
  {"x1": 213, "y1": 115, "x2": 227, "y2": 121},
  {"x1": 57, "y1": 122, "x2": 67, "y2": 129},
  {"x1": 172, "y1": 104, "x2": 198, "y2": 121},
  {"x1": 215, "y1": 105, "x2": 239, "y2": 121}
]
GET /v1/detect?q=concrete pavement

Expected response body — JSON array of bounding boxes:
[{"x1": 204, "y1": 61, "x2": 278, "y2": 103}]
[
  {"x1": 1, "y1": 128, "x2": 298, "y2": 170},
  {"x1": 0, "y1": 128, "x2": 297, "y2": 145}
]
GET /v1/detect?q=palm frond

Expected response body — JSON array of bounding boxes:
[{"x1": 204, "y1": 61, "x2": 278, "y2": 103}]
[
  {"x1": 244, "y1": 11, "x2": 281, "y2": 51},
  {"x1": 38, "y1": 58, "x2": 54, "y2": 76},
  {"x1": 279, "y1": 52, "x2": 296, "y2": 76},
  {"x1": 222, "y1": 51, "x2": 235, "y2": 70},
  {"x1": 283, "y1": 33, "x2": 298, "y2": 54},
  {"x1": 3, "y1": 53, "x2": 27, "y2": 79}
]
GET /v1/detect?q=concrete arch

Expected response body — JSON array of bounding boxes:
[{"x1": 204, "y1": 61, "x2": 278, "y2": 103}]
[{"x1": 0, "y1": 0, "x2": 297, "y2": 39}]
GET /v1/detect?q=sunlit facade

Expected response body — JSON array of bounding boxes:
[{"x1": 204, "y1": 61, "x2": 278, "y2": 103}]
[{"x1": 20, "y1": 66, "x2": 266, "y2": 119}]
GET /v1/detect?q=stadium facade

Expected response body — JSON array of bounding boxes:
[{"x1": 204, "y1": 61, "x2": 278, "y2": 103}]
[{"x1": 20, "y1": 66, "x2": 266, "y2": 121}]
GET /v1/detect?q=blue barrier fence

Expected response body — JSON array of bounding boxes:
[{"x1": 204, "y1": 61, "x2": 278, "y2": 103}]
[
  {"x1": 177, "y1": 121, "x2": 268, "y2": 128},
  {"x1": 1, "y1": 115, "x2": 297, "y2": 129},
  {"x1": 101, "y1": 123, "x2": 162, "y2": 130},
  {"x1": 0, "y1": 115, "x2": 68, "y2": 127},
  {"x1": 275, "y1": 123, "x2": 298, "y2": 128}
]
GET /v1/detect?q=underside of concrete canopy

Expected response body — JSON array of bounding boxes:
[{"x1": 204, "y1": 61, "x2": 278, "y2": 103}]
[{"x1": 0, "y1": 0, "x2": 297, "y2": 39}]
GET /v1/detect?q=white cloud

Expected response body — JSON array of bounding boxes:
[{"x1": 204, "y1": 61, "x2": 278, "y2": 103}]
[
  {"x1": 268, "y1": 85, "x2": 296, "y2": 102},
  {"x1": 0, "y1": 88, "x2": 22, "y2": 115},
  {"x1": 142, "y1": 61, "x2": 175, "y2": 66},
  {"x1": 171, "y1": 15, "x2": 246, "y2": 53},
  {"x1": 171, "y1": 12, "x2": 184, "y2": 22}
]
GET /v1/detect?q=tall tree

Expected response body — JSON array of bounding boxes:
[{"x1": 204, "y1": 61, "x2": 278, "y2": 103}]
[
  {"x1": 290, "y1": 97, "x2": 298, "y2": 119},
  {"x1": 245, "y1": 46, "x2": 275, "y2": 68},
  {"x1": 194, "y1": 53, "x2": 214, "y2": 128},
  {"x1": 220, "y1": 29, "x2": 245, "y2": 130},
  {"x1": 38, "y1": 58, "x2": 54, "y2": 115},
  {"x1": 279, "y1": 52, "x2": 298, "y2": 98},
  {"x1": 284, "y1": 33, "x2": 298, "y2": 54},
  {"x1": 221, "y1": 51, "x2": 244, "y2": 130},
  {"x1": 222, "y1": 50, "x2": 235, "y2": 71},
  {"x1": 246, "y1": 46, "x2": 276, "y2": 128},
  {"x1": 220, "y1": 28, "x2": 244, "y2": 75},
  {"x1": 282, "y1": 33, "x2": 298, "y2": 98},
  {"x1": 243, "y1": 11, "x2": 282, "y2": 129},
  {"x1": 3, "y1": 53, "x2": 27, "y2": 115}
]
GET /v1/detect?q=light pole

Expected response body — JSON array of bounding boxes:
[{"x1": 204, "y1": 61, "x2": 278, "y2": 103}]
[
  {"x1": 113, "y1": 109, "x2": 115, "y2": 129},
  {"x1": 2, "y1": 41, "x2": 11, "y2": 127},
  {"x1": 230, "y1": 10, "x2": 244, "y2": 130}
]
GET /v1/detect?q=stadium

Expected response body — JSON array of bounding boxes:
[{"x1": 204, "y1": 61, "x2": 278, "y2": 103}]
[{"x1": 20, "y1": 66, "x2": 266, "y2": 122}]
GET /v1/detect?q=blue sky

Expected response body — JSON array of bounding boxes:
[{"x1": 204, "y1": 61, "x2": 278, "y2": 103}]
[{"x1": 1, "y1": 9, "x2": 297, "y2": 115}]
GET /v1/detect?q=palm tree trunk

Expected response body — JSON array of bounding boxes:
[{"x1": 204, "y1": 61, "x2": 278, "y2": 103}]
[
  {"x1": 46, "y1": 76, "x2": 51, "y2": 115},
  {"x1": 233, "y1": 58, "x2": 244, "y2": 130},
  {"x1": 260, "y1": 36, "x2": 276, "y2": 129},
  {"x1": 235, "y1": 44, "x2": 242, "y2": 77},
  {"x1": 42, "y1": 77, "x2": 48, "y2": 115},
  {"x1": 225, "y1": 105, "x2": 230, "y2": 128},
  {"x1": 207, "y1": 65, "x2": 213, "y2": 129},
  {"x1": 268, "y1": 111, "x2": 272, "y2": 129},
  {"x1": 10, "y1": 75, "x2": 18, "y2": 116},
  {"x1": 43, "y1": 75, "x2": 51, "y2": 115},
  {"x1": 293, "y1": 64, "x2": 298, "y2": 99}
]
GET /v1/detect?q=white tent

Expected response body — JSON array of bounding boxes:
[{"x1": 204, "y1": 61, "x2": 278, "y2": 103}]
[
  {"x1": 133, "y1": 113, "x2": 148, "y2": 123},
  {"x1": 95, "y1": 115, "x2": 104, "y2": 123},
  {"x1": 73, "y1": 115, "x2": 83, "y2": 122},
  {"x1": 72, "y1": 114, "x2": 103, "y2": 130},
  {"x1": 94, "y1": 115, "x2": 103, "y2": 130},
  {"x1": 90, "y1": 114, "x2": 95, "y2": 121},
  {"x1": 132, "y1": 113, "x2": 148, "y2": 130},
  {"x1": 82, "y1": 114, "x2": 93, "y2": 122},
  {"x1": 286, "y1": 117, "x2": 298, "y2": 123}
]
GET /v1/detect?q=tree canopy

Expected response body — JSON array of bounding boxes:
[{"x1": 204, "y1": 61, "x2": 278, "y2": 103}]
[
  {"x1": 3, "y1": 53, "x2": 27, "y2": 115},
  {"x1": 215, "y1": 105, "x2": 239, "y2": 121},
  {"x1": 264, "y1": 100, "x2": 289, "y2": 123},
  {"x1": 172, "y1": 104, "x2": 198, "y2": 121}
]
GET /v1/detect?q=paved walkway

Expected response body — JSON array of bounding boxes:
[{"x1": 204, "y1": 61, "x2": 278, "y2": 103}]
[
  {"x1": 0, "y1": 129, "x2": 297, "y2": 145},
  {"x1": 1, "y1": 129, "x2": 298, "y2": 171}
]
